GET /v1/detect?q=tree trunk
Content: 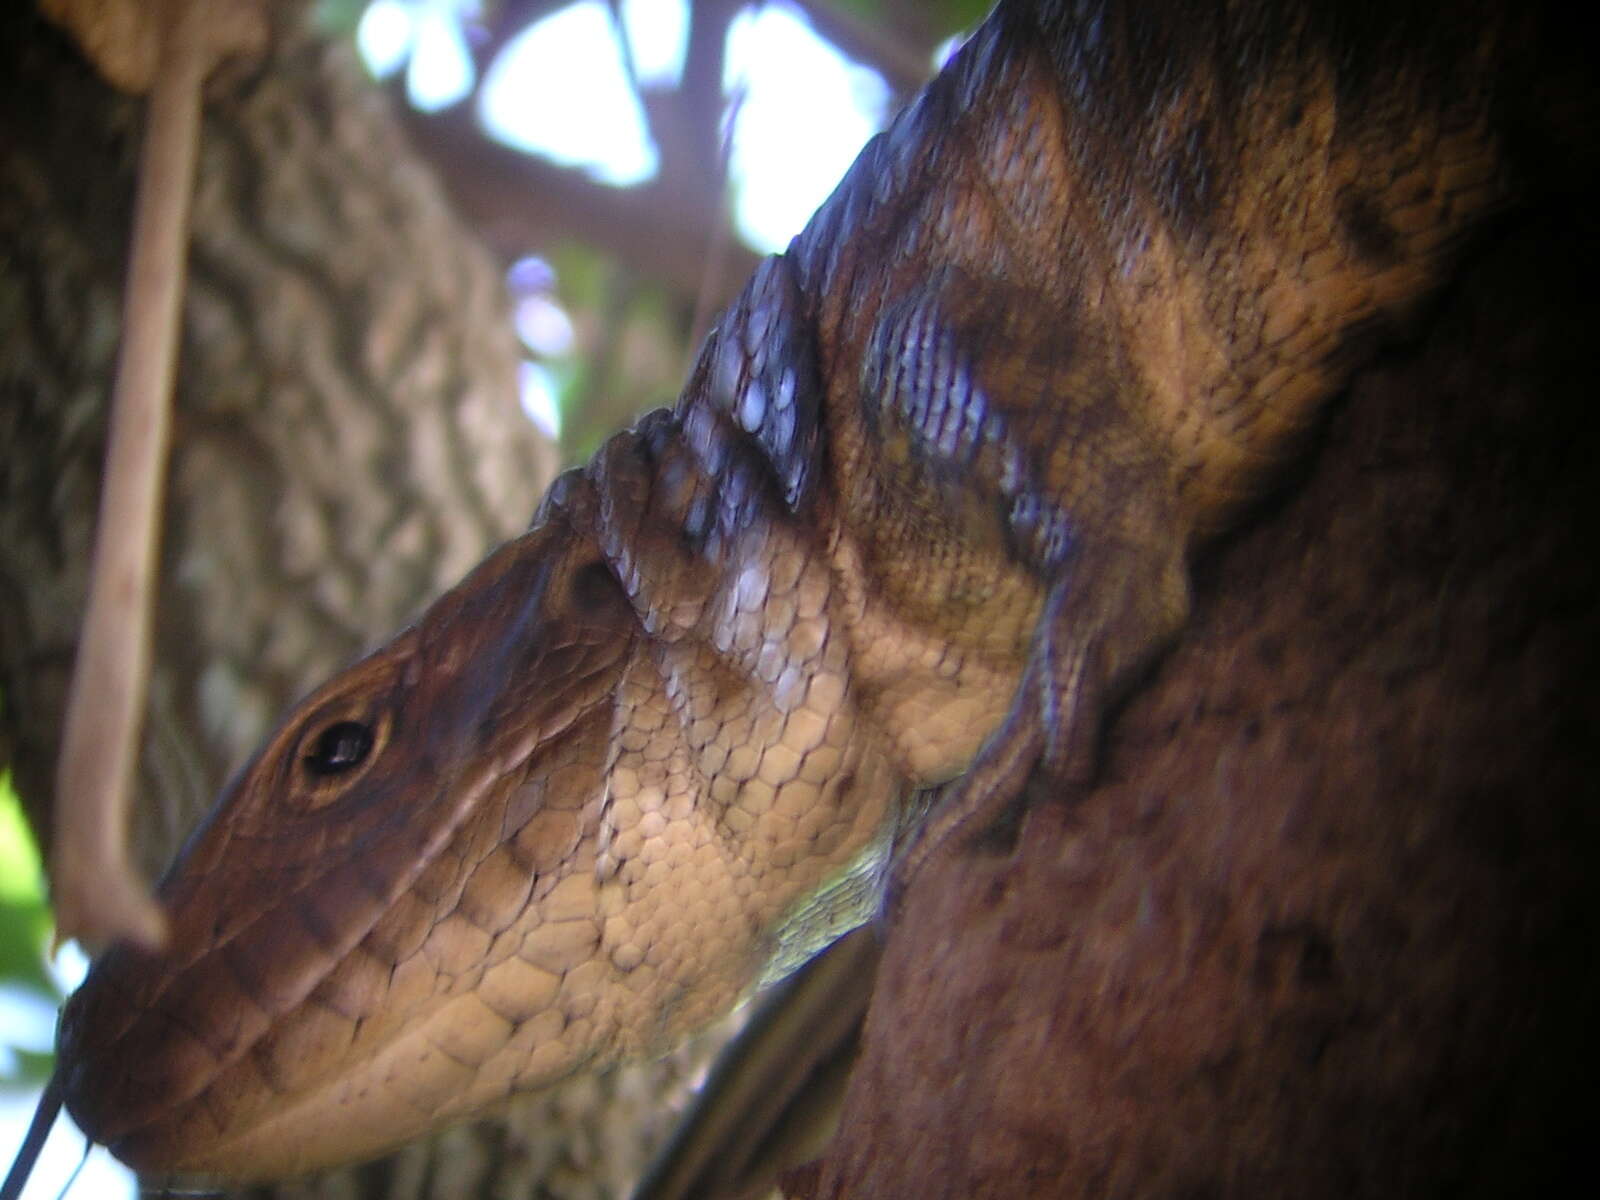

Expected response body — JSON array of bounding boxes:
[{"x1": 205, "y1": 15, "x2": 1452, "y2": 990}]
[
  {"x1": 801, "y1": 208, "x2": 1600, "y2": 1198},
  {"x1": 0, "y1": 4, "x2": 719, "y2": 1196}
]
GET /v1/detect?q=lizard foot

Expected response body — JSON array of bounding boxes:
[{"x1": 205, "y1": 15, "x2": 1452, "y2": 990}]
[
  {"x1": 887, "y1": 529, "x2": 1188, "y2": 911},
  {"x1": 887, "y1": 581, "x2": 1106, "y2": 907}
]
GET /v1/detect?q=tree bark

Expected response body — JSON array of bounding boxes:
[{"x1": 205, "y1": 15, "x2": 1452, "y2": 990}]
[
  {"x1": 0, "y1": 4, "x2": 720, "y2": 1196},
  {"x1": 801, "y1": 209, "x2": 1600, "y2": 1198}
]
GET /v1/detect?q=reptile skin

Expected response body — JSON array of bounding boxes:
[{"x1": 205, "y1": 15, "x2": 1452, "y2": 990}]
[{"x1": 56, "y1": 0, "x2": 1539, "y2": 1179}]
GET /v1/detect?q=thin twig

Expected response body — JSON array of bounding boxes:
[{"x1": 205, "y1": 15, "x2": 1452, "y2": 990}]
[
  {"x1": 0, "y1": 1074, "x2": 63, "y2": 1200},
  {"x1": 49, "y1": 0, "x2": 212, "y2": 953}
]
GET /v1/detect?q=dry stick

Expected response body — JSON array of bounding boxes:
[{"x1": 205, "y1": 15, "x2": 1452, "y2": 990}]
[
  {"x1": 50, "y1": 0, "x2": 212, "y2": 954},
  {"x1": 0, "y1": 1076, "x2": 63, "y2": 1200}
]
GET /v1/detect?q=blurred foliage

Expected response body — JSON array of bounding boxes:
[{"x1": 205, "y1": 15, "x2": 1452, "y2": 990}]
[
  {"x1": 310, "y1": 0, "x2": 996, "y2": 40},
  {"x1": 1, "y1": 766, "x2": 62, "y2": 1090},
  {"x1": 301, "y1": 0, "x2": 1000, "y2": 466},
  {"x1": 831, "y1": 0, "x2": 992, "y2": 36},
  {"x1": 0, "y1": 1047, "x2": 55, "y2": 1092},
  {"x1": 543, "y1": 242, "x2": 693, "y2": 463},
  {"x1": 926, "y1": 0, "x2": 992, "y2": 31},
  {"x1": 312, "y1": 0, "x2": 373, "y2": 36}
]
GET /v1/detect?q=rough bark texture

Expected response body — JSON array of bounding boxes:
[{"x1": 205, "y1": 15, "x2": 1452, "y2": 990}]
[
  {"x1": 0, "y1": 4, "x2": 724, "y2": 1197},
  {"x1": 801, "y1": 210, "x2": 1600, "y2": 1197},
  {"x1": 0, "y1": 1, "x2": 555, "y2": 880}
]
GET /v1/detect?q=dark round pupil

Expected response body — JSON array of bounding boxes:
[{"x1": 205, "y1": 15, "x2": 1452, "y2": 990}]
[{"x1": 304, "y1": 720, "x2": 374, "y2": 777}]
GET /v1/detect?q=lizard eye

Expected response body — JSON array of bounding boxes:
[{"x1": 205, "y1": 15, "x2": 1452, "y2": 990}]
[
  {"x1": 303, "y1": 720, "x2": 375, "y2": 777},
  {"x1": 286, "y1": 701, "x2": 393, "y2": 810}
]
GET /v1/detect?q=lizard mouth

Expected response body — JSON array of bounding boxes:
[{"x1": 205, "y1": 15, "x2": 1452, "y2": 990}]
[
  {"x1": 58, "y1": 712, "x2": 616, "y2": 1176},
  {"x1": 56, "y1": 766, "x2": 515, "y2": 1173}
]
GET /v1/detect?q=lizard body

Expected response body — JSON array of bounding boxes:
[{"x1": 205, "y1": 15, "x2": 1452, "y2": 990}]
[{"x1": 54, "y1": 0, "x2": 1541, "y2": 1180}]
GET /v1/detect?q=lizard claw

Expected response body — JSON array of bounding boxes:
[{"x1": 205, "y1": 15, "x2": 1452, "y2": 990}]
[
  {"x1": 887, "y1": 552, "x2": 1180, "y2": 910},
  {"x1": 886, "y1": 700, "x2": 1047, "y2": 911}
]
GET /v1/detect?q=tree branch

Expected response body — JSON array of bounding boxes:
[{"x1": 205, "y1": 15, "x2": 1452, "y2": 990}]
[
  {"x1": 395, "y1": 93, "x2": 761, "y2": 309},
  {"x1": 785, "y1": 0, "x2": 939, "y2": 100}
]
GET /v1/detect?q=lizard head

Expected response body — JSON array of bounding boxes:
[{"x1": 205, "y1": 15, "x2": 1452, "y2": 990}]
[
  {"x1": 52, "y1": 433, "x2": 892, "y2": 1181},
  {"x1": 54, "y1": 518, "x2": 652, "y2": 1177}
]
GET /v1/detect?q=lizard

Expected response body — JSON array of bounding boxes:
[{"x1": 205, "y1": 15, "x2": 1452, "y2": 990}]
[{"x1": 37, "y1": 0, "x2": 1560, "y2": 1185}]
